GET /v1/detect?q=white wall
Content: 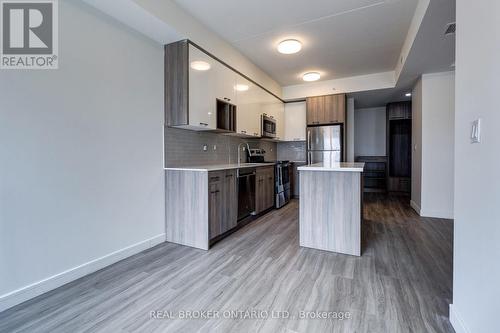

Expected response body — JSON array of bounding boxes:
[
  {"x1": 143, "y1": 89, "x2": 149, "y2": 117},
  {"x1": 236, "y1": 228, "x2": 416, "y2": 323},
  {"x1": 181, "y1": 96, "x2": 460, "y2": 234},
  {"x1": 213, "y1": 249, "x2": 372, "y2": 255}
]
[
  {"x1": 451, "y1": 1, "x2": 500, "y2": 333},
  {"x1": 411, "y1": 72, "x2": 455, "y2": 219},
  {"x1": 421, "y1": 72, "x2": 455, "y2": 218},
  {"x1": 354, "y1": 107, "x2": 386, "y2": 157},
  {"x1": 411, "y1": 79, "x2": 423, "y2": 212},
  {"x1": 0, "y1": 1, "x2": 165, "y2": 311}
]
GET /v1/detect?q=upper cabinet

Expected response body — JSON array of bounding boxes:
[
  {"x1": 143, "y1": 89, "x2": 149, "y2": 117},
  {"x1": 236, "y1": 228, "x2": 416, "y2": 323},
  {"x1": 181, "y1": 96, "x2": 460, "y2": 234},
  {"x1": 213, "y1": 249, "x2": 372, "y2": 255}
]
[
  {"x1": 306, "y1": 94, "x2": 346, "y2": 126},
  {"x1": 188, "y1": 45, "x2": 218, "y2": 129},
  {"x1": 213, "y1": 60, "x2": 237, "y2": 105},
  {"x1": 165, "y1": 40, "x2": 285, "y2": 139},
  {"x1": 235, "y1": 76, "x2": 261, "y2": 137},
  {"x1": 387, "y1": 101, "x2": 411, "y2": 120},
  {"x1": 284, "y1": 101, "x2": 306, "y2": 141}
]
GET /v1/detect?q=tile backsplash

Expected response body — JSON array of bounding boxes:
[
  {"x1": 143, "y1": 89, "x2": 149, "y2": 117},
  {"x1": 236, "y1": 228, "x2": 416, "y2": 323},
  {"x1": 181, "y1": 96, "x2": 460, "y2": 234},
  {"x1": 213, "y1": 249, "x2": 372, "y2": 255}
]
[
  {"x1": 277, "y1": 141, "x2": 307, "y2": 162},
  {"x1": 164, "y1": 126, "x2": 277, "y2": 167}
]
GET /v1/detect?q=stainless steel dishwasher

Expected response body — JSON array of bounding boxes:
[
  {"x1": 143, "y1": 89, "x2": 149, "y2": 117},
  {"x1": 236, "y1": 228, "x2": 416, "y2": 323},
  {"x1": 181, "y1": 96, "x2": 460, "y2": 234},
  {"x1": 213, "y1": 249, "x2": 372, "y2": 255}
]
[{"x1": 237, "y1": 168, "x2": 256, "y2": 221}]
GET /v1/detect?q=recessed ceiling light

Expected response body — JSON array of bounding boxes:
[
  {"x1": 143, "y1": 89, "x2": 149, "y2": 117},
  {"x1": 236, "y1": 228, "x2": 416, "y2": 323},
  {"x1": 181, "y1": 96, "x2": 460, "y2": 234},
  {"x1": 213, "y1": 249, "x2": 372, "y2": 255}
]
[
  {"x1": 277, "y1": 39, "x2": 302, "y2": 54},
  {"x1": 303, "y1": 72, "x2": 321, "y2": 82},
  {"x1": 405, "y1": 93, "x2": 412, "y2": 97},
  {"x1": 234, "y1": 84, "x2": 249, "y2": 92},
  {"x1": 190, "y1": 61, "x2": 211, "y2": 71}
]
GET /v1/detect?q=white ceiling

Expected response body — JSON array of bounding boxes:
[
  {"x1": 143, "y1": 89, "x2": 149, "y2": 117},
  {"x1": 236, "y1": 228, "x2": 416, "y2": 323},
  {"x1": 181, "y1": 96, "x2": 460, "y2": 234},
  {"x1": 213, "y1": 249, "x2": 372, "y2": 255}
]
[
  {"x1": 173, "y1": 0, "x2": 419, "y2": 85},
  {"x1": 350, "y1": 0, "x2": 456, "y2": 108}
]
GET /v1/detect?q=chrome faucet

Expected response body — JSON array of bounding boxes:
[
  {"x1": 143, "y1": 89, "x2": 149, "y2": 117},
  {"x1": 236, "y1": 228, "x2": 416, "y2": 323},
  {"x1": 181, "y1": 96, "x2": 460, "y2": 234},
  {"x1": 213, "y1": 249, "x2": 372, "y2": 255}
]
[{"x1": 237, "y1": 142, "x2": 251, "y2": 166}]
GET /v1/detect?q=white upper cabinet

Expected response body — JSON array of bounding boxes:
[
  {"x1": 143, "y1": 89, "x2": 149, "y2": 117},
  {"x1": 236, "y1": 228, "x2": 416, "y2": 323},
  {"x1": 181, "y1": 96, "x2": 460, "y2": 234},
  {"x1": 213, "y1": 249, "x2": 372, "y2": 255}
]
[
  {"x1": 284, "y1": 101, "x2": 306, "y2": 141},
  {"x1": 235, "y1": 76, "x2": 260, "y2": 137},
  {"x1": 188, "y1": 45, "x2": 217, "y2": 130},
  {"x1": 167, "y1": 41, "x2": 284, "y2": 136},
  {"x1": 214, "y1": 61, "x2": 237, "y2": 105}
]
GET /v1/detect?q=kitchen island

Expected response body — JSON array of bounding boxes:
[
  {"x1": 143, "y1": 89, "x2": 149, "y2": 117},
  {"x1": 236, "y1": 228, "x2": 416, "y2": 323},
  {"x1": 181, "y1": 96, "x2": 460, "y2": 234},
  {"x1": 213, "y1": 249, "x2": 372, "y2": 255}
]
[{"x1": 298, "y1": 162, "x2": 365, "y2": 256}]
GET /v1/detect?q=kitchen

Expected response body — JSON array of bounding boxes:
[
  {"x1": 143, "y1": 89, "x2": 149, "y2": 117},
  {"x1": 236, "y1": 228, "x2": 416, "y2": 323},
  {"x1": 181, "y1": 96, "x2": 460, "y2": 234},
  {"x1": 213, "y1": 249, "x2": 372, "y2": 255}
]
[
  {"x1": 2, "y1": 1, "x2": 482, "y2": 333},
  {"x1": 164, "y1": 40, "x2": 362, "y2": 253}
]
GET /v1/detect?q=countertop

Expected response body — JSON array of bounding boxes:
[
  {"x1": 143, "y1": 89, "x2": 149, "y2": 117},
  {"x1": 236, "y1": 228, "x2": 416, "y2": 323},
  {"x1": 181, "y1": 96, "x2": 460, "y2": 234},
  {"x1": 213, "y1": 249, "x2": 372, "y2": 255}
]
[
  {"x1": 164, "y1": 162, "x2": 276, "y2": 172},
  {"x1": 297, "y1": 162, "x2": 365, "y2": 172}
]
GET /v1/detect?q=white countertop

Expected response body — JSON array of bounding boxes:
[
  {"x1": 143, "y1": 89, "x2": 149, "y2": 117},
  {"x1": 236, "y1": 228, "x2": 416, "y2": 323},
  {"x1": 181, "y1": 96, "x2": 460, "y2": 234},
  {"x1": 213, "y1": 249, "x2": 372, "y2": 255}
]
[
  {"x1": 298, "y1": 162, "x2": 365, "y2": 172},
  {"x1": 164, "y1": 162, "x2": 276, "y2": 172}
]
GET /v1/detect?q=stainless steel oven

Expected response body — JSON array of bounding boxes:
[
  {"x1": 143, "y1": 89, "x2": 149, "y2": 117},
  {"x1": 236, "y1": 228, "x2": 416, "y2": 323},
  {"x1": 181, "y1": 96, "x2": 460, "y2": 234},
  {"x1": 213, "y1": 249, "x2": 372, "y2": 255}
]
[{"x1": 261, "y1": 114, "x2": 276, "y2": 138}]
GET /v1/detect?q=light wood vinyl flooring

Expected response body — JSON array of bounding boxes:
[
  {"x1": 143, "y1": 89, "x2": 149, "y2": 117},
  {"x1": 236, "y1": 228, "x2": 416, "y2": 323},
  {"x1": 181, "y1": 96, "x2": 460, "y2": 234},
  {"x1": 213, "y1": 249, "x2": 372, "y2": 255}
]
[{"x1": 0, "y1": 194, "x2": 454, "y2": 333}]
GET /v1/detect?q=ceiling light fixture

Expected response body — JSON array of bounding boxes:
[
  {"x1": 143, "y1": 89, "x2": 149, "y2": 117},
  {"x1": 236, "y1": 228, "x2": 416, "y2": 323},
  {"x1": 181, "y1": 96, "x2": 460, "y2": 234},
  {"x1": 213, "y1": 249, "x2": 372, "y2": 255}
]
[
  {"x1": 235, "y1": 84, "x2": 249, "y2": 92},
  {"x1": 405, "y1": 93, "x2": 412, "y2": 97},
  {"x1": 277, "y1": 39, "x2": 302, "y2": 54},
  {"x1": 303, "y1": 72, "x2": 321, "y2": 82},
  {"x1": 190, "y1": 61, "x2": 211, "y2": 71}
]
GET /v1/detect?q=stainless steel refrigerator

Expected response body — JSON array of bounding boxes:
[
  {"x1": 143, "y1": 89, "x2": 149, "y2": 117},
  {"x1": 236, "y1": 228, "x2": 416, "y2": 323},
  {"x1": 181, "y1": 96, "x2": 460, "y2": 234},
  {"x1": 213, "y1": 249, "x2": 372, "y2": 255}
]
[{"x1": 307, "y1": 125, "x2": 342, "y2": 164}]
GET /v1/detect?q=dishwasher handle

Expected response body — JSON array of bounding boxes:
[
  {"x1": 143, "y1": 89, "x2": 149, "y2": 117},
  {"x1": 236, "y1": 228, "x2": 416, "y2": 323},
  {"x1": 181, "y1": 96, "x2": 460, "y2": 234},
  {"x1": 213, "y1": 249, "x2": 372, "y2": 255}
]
[{"x1": 237, "y1": 169, "x2": 256, "y2": 178}]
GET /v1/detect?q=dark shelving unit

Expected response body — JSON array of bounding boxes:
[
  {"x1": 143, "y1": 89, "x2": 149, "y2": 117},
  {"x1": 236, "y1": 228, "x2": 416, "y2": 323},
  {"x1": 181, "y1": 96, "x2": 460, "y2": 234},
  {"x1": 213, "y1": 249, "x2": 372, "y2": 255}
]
[{"x1": 356, "y1": 156, "x2": 387, "y2": 193}]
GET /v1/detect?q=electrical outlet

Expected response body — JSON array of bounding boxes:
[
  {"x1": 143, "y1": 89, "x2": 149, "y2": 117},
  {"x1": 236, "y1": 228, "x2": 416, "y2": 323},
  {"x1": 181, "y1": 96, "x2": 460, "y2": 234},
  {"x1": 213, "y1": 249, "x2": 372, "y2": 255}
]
[
  {"x1": 471, "y1": 119, "x2": 481, "y2": 143},
  {"x1": 202, "y1": 144, "x2": 208, "y2": 151}
]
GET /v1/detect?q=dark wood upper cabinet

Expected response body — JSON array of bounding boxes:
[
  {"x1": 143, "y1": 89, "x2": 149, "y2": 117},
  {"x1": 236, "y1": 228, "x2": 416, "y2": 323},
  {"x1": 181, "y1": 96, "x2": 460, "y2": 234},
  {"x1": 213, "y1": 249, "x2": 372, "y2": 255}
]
[
  {"x1": 387, "y1": 101, "x2": 412, "y2": 120},
  {"x1": 306, "y1": 94, "x2": 346, "y2": 125}
]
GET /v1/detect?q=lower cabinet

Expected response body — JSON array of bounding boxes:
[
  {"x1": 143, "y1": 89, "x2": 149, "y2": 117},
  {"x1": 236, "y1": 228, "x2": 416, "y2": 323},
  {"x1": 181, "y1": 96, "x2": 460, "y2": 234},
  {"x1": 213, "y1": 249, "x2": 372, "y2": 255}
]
[
  {"x1": 255, "y1": 166, "x2": 275, "y2": 214},
  {"x1": 209, "y1": 170, "x2": 237, "y2": 239},
  {"x1": 165, "y1": 166, "x2": 274, "y2": 251}
]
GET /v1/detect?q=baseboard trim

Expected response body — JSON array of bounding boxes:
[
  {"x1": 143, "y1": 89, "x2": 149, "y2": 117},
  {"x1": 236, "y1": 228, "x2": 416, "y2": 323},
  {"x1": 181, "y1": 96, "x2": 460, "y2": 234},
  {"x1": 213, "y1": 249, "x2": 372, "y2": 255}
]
[
  {"x1": 0, "y1": 233, "x2": 166, "y2": 313},
  {"x1": 410, "y1": 200, "x2": 421, "y2": 215},
  {"x1": 450, "y1": 304, "x2": 470, "y2": 333},
  {"x1": 420, "y1": 210, "x2": 454, "y2": 220}
]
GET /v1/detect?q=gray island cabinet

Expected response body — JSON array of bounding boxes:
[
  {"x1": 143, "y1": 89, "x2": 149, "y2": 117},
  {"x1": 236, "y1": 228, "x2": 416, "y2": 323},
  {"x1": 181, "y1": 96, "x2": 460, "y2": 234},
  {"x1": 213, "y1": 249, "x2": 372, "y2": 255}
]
[{"x1": 298, "y1": 162, "x2": 365, "y2": 256}]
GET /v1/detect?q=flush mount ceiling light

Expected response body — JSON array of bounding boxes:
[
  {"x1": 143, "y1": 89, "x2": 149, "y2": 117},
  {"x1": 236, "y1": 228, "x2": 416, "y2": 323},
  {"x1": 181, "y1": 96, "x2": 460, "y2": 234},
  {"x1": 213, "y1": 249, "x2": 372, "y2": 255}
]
[
  {"x1": 277, "y1": 39, "x2": 302, "y2": 54},
  {"x1": 303, "y1": 72, "x2": 321, "y2": 82},
  {"x1": 405, "y1": 93, "x2": 412, "y2": 97},
  {"x1": 190, "y1": 61, "x2": 211, "y2": 71},
  {"x1": 235, "y1": 84, "x2": 249, "y2": 92}
]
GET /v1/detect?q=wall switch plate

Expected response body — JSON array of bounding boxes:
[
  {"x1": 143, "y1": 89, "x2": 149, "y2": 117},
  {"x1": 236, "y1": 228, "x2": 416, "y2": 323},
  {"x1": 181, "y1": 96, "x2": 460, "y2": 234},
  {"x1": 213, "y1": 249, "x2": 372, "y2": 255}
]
[
  {"x1": 471, "y1": 119, "x2": 481, "y2": 143},
  {"x1": 203, "y1": 144, "x2": 208, "y2": 151}
]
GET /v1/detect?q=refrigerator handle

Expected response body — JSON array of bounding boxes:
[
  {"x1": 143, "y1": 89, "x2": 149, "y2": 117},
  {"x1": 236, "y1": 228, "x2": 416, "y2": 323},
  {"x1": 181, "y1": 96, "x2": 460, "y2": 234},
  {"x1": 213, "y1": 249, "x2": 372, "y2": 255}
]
[
  {"x1": 308, "y1": 152, "x2": 312, "y2": 164},
  {"x1": 307, "y1": 129, "x2": 311, "y2": 150}
]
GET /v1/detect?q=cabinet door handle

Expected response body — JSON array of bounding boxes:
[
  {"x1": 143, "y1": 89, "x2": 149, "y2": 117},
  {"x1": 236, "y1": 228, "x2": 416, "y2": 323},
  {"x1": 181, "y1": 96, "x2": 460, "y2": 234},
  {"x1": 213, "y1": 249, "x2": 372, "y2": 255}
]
[
  {"x1": 199, "y1": 122, "x2": 208, "y2": 126},
  {"x1": 241, "y1": 130, "x2": 247, "y2": 134},
  {"x1": 210, "y1": 190, "x2": 220, "y2": 194},
  {"x1": 210, "y1": 177, "x2": 220, "y2": 182}
]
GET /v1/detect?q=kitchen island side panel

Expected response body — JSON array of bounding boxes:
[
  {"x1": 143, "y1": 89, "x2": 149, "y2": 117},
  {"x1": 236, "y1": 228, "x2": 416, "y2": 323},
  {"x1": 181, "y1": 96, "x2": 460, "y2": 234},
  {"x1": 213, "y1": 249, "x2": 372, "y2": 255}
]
[
  {"x1": 299, "y1": 170, "x2": 361, "y2": 256},
  {"x1": 166, "y1": 170, "x2": 209, "y2": 250}
]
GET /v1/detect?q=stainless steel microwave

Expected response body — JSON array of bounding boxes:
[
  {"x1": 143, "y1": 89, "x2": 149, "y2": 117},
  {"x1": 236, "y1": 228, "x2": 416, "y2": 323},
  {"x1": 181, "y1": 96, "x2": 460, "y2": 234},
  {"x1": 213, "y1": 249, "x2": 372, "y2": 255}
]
[{"x1": 261, "y1": 114, "x2": 276, "y2": 138}]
